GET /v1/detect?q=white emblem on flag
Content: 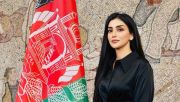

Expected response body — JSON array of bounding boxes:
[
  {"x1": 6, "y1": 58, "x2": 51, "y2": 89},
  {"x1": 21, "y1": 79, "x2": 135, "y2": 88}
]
[
  {"x1": 58, "y1": 65, "x2": 80, "y2": 83},
  {"x1": 32, "y1": 11, "x2": 54, "y2": 24}
]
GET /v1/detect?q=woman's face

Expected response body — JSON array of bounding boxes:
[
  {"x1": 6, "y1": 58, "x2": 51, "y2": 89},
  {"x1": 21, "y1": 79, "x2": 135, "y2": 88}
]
[{"x1": 107, "y1": 18, "x2": 133, "y2": 50}]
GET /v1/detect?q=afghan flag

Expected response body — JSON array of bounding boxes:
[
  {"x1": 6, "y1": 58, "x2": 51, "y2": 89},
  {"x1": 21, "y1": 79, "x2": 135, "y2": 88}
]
[{"x1": 15, "y1": 0, "x2": 89, "y2": 101}]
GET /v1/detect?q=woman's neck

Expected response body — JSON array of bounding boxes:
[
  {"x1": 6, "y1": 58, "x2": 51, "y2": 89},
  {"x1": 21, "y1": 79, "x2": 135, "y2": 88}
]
[{"x1": 115, "y1": 45, "x2": 132, "y2": 60}]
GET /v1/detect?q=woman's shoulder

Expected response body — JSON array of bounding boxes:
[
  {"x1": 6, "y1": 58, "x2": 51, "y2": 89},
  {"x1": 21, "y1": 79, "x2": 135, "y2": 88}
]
[
  {"x1": 134, "y1": 56, "x2": 152, "y2": 71},
  {"x1": 136, "y1": 56, "x2": 149, "y2": 65},
  {"x1": 131, "y1": 52, "x2": 149, "y2": 65}
]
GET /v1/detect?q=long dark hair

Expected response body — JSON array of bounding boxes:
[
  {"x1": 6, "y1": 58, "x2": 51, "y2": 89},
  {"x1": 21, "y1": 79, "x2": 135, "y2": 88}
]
[{"x1": 93, "y1": 12, "x2": 145, "y2": 102}]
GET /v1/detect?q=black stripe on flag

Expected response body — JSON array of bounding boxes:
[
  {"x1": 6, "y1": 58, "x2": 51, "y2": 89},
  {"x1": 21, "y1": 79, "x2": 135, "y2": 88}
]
[{"x1": 36, "y1": 0, "x2": 53, "y2": 8}]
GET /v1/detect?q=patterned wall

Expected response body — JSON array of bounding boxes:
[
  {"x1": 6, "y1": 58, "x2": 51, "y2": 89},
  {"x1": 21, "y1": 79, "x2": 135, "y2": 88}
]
[{"x1": 0, "y1": 0, "x2": 179, "y2": 102}]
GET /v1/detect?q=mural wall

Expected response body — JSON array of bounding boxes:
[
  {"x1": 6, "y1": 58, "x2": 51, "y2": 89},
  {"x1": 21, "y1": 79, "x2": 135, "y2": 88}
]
[{"x1": 0, "y1": 0, "x2": 179, "y2": 102}]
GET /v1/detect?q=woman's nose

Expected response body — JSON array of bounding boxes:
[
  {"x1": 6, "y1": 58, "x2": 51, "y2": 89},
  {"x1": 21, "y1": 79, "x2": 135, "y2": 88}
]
[{"x1": 112, "y1": 30, "x2": 117, "y2": 36}]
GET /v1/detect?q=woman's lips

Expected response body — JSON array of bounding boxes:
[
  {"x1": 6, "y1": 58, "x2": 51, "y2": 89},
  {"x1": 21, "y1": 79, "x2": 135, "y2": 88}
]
[{"x1": 111, "y1": 39, "x2": 119, "y2": 43}]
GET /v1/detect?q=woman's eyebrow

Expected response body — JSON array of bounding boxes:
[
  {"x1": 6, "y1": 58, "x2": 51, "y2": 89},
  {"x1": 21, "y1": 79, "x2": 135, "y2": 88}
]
[
  {"x1": 108, "y1": 25, "x2": 124, "y2": 29},
  {"x1": 116, "y1": 25, "x2": 124, "y2": 28}
]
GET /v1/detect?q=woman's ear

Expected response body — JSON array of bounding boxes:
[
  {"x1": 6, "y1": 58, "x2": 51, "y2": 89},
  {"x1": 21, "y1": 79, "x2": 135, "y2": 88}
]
[{"x1": 130, "y1": 34, "x2": 134, "y2": 41}]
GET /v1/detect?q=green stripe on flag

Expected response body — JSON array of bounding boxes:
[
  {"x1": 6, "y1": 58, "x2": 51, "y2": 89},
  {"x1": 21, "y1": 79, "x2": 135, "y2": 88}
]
[
  {"x1": 44, "y1": 78, "x2": 89, "y2": 102},
  {"x1": 63, "y1": 86, "x2": 76, "y2": 101}
]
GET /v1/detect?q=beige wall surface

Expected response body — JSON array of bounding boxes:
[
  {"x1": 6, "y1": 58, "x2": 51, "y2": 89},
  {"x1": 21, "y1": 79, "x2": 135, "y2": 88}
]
[{"x1": 0, "y1": 0, "x2": 179, "y2": 102}]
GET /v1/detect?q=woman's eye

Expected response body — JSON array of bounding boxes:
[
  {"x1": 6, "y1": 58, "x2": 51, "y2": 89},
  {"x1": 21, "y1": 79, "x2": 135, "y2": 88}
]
[
  {"x1": 108, "y1": 30, "x2": 112, "y2": 33},
  {"x1": 117, "y1": 29, "x2": 124, "y2": 31}
]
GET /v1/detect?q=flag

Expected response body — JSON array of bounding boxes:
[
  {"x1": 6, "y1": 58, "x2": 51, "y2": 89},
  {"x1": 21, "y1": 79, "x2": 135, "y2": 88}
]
[{"x1": 16, "y1": 0, "x2": 89, "y2": 101}]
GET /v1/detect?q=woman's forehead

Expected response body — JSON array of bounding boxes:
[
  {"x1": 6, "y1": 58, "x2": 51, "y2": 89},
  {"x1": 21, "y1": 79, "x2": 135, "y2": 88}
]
[{"x1": 108, "y1": 19, "x2": 127, "y2": 27}]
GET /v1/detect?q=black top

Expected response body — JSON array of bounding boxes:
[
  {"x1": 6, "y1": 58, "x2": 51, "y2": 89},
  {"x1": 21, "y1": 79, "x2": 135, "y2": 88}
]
[{"x1": 97, "y1": 52, "x2": 154, "y2": 102}]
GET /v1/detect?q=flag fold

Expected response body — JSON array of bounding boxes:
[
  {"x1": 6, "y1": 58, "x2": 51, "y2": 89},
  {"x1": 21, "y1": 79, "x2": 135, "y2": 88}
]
[{"x1": 16, "y1": 0, "x2": 89, "y2": 102}]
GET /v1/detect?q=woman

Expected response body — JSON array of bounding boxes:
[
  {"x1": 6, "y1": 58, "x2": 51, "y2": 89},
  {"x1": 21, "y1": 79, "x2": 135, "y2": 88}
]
[{"x1": 93, "y1": 12, "x2": 154, "y2": 102}]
